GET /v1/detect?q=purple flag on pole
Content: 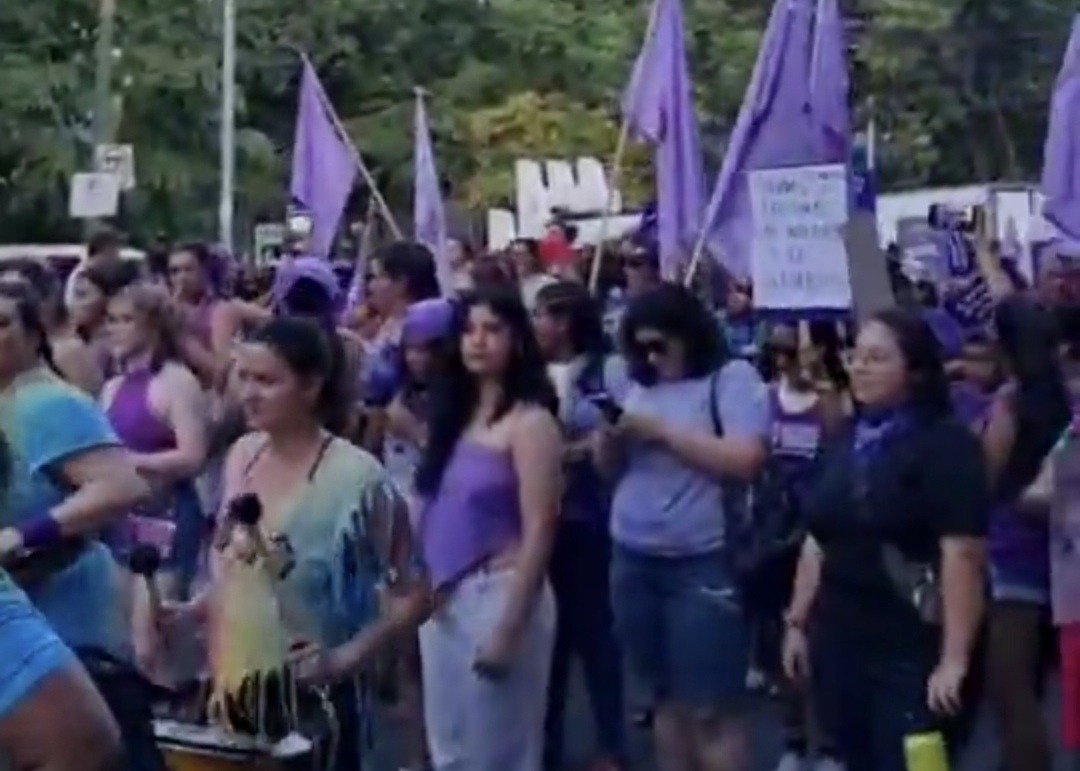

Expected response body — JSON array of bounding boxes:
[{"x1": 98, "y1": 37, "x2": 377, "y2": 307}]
[
  {"x1": 290, "y1": 55, "x2": 359, "y2": 259},
  {"x1": 621, "y1": 0, "x2": 704, "y2": 281},
  {"x1": 809, "y1": 0, "x2": 850, "y2": 165},
  {"x1": 702, "y1": 0, "x2": 850, "y2": 281},
  {"x1": 1041, "y1": 16, "x2": 1080, "y2": 242},
  {"x1": 413, "y1": 91, "x2": 452, "y2": 295}
]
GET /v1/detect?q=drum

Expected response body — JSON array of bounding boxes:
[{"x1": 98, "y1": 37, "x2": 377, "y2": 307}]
[{"x1": 155, "y1": 719, "x2": 311, "y2": 771}]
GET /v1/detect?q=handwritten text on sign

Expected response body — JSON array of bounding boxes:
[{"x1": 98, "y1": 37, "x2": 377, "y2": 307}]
[{"x1": 748, "y1": 164, "x2": 852, "y2": 312}]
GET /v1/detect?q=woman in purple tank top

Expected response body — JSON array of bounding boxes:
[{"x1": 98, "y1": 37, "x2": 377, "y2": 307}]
[
  {"x1": 416, "y1": 288, "x2": 561, "y2": 771},
  {"x1": 100, "y1": 284, "x2": 208, "y2": 674}
]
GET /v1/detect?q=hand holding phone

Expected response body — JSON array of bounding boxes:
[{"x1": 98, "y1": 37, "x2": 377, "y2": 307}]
[{"x1": 587, "y1": 392, "x2": 623, "y2": 423}]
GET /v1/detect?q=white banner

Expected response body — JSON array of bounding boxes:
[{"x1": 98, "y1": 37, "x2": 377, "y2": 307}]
[
  {"x1": 748, "y1": 164, "x2": 852, "y2": 312},
  {"x1": 68, "y1": 172, "x2": 121, "y2": 218}
]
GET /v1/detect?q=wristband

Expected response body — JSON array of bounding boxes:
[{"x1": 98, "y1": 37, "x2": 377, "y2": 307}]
[{"x1": 17, "y1": 516, "x2": 63, "y2": 551}]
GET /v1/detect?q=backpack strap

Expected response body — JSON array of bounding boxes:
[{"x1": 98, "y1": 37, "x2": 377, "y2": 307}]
[{"x1": 708, "y1": 367, "x2": 724, "y2": 436}]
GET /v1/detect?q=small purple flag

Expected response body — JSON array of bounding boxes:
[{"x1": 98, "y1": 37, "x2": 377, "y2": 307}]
[
  {"x1": 290, "y1": 55, "x2": 360, "y2": 259},
  {"x1": 702, "y1": 0, "x2": 850, "y2": 281},
  {"x1": 413, "y1": 91, "x2": 452, "y2": 295},
  {"x1": 621, "y1": 0, "x2": 704, "y2": 281},
  {"x1": 1041, "y1": 16, "x2": 1080, "y2": 242}
]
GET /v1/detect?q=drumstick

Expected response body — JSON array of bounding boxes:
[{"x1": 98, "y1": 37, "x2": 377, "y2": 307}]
[
  {"x1": 129, "y1": 543, "x2": 163, "y2": 624},
  {"x1": 226, "y1": 495, "x2": 321, "y2": 642}
]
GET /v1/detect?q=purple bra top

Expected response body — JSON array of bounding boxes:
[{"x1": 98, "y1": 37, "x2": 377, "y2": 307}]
[
  {"x1": 106, "y1": 368, "x2": 176, "y2": 453},
  {"x1": 419, "y1": 441, "x2": 522, "y2": 590}
]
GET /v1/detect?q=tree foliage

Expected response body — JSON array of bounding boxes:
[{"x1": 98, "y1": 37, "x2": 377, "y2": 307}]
[{"x1": 0, "y1": 0, "x2": 1074, "y2": 246}]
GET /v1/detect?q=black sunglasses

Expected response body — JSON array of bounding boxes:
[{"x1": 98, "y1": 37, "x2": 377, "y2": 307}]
[{"x1": 634, "y1": 338, "x2": 669, "y2": 357}]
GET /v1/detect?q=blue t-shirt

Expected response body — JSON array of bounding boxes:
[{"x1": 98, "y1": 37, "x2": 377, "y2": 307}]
[
  {"x1": 611, "y1": 360, "x2": 770, "y2": 555},
  {"x1": 0, "y1": 570, "x2": 73, "y2": 717},
  {"x1": 0, "y1": 371, "x2": 130, "y2": 659}
]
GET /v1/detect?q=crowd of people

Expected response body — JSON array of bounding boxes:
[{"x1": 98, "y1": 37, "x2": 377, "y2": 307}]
[{"x1": 0, "y1": 219, "x2": 1076, "y2": 771}]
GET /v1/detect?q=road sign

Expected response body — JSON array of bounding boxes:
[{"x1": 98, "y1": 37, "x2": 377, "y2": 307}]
[
  {"x1": 94, "y1": 143, "x2": 136, "y2": 190},
  {"x1": 69, "y1": 172, "x2": 121, "y2": 218},
  {"x1": 253, "y1": 222, "x2": 285, "y2": 264}
]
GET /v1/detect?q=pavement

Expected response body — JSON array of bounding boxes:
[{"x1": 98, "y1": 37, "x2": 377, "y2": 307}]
[{"x1": 366, "y1": 667, "x2": 1076, "y2": 770}]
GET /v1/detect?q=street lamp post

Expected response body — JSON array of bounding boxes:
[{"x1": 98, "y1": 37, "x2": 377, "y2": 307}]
[{"x1": 219, "y1": 0, "x2": 236, "y2": 255}]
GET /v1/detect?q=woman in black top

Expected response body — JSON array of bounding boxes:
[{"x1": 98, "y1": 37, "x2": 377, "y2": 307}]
[{"x1": 782, "y1": 308, "x2": 989, "y2": 771}]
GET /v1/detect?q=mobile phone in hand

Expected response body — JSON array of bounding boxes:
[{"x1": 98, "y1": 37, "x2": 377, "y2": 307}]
[{"x1": 587, "y1": 392, "x2": 623, "y2": 423}]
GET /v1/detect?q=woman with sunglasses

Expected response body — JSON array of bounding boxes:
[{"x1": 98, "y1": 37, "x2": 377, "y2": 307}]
[{"x1": 595, "y1": 283, "x2": 770, "y2": 771}]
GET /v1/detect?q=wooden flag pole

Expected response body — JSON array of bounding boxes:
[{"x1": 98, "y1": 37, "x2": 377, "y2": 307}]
[
  {"x1": 587, "y1": 122, "x2": 631, "y2": 295},
  {"x1": 587, "y1": 0, "x2": 665, "y2": 296},
  {"x1": 301, "y1": 52, "x2": 403, "y2": 239}
]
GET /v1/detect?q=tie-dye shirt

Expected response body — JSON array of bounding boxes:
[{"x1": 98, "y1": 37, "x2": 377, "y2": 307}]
[
  {"x1": 0, "y1": 368, "x2": 129, "y2": 659},
  {"x1": 214, "y1": 435, "x2": 415, "y2": 657}
]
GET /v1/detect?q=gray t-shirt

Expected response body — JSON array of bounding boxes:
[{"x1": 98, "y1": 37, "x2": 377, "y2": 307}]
[{"x1": 610, "y1": 359, "x2": 770, "y2": 556}]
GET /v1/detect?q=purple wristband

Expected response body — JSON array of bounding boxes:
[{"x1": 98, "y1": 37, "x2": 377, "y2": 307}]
[{"x1": 17, "y1": 516, "x2": 63, "y2": 551}]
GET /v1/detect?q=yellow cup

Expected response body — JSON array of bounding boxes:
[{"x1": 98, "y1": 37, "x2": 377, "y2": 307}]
[{"x1": 903, "y1": 731, "x2": 950, "y2": 771}]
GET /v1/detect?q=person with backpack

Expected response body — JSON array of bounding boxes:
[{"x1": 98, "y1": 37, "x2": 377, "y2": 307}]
[
  {"x1": 593, "y1": 284, "x2": 770, "y2": 771},
  {"x1": 532, "y1": 281, "x2": 629, "y2": 771}
]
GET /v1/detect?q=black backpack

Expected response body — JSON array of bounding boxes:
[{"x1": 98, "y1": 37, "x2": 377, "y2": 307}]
[{"x1": 708, "y1": 369, "x2": 804, "y2": 604}]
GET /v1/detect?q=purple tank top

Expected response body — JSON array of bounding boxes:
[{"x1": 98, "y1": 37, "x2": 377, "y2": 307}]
[
  {"x1": 106, "y1": 369, "x2": 175, "y2": 453},
  {"x1": 420, "y1": 442, "x2": 522, "y2": 590}
]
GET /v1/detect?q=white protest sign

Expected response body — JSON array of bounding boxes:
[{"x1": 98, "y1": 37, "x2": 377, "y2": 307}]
[
  {"x1": 68, "y1": 172, "x2": 121, "y2": 218},
  {"x1": 748, "y1": 164, "x2": 852, "y2": 312},
  {"x1": 94, "y1": 144, "x2": 136, "y2": 190}
]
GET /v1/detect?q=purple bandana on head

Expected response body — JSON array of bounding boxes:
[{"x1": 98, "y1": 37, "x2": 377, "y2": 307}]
[
  {"x1": 271, "y1": 256, "x2": 342, "y2": 326},
  {"x1": 402, "y1": 298, "x2": 455, "y2": 347}
]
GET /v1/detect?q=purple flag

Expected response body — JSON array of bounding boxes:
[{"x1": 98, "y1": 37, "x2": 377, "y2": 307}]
[
  {"x1": 621, "y1": 0, "x2": 704, "y2": 280},
  {"x1": 290, "y1": 55, "x2": 359, "y2": 259},
  {"x1": 809, "y1": 0, "x2": 850, "y2": 164},
  {"x1": 702, "y1": 0, "x2": 850, "y2": 281},
  {"x1": 1042, "y1": 16, "x2": 1080, "y2": 242},
  {"x1": 413, "y1": 91, "x2": 452, "y2": 295}
]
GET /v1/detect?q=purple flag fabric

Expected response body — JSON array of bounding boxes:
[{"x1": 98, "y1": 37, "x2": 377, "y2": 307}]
[
  {"x1": 290, "y1": 56, "x2": 359, "y2": 259},
  {"x1": 702, "y1": 0, "x2": 850, "y2": 281},
  {"x1": 621, "y1": 0, "x2": 704, "y2": 280},
  {"x1": 413, "y1": 92, "x2": 452, "y2": 295},
  {"x1": 1041, "y1": 16, "x2": 1080, "y2": 242},
  {"x1": 809, "y1": 0, "x2": 850, "y2": 164}
]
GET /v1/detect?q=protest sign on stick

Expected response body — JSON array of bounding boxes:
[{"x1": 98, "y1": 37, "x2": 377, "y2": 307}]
[
  {"x1": 747, "y1": 164, "x2": 852, "y2": 314},
  {"x1": 842, "y1": 213, "x2": 895, "y2": 324}
]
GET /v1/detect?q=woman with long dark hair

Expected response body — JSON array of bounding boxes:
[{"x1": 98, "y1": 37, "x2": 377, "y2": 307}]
[
  {"x1": 416, "y1": 288, "x2": 561, "y2": 771},
  {"x1": 532, "y1": 280, "x2": 628, "y2": 770},
  {"x1": 783, "y1": 308, "x2": 989, "y2": 771}
]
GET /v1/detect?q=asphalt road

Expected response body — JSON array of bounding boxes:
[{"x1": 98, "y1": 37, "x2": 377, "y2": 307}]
[{"x1": 367, "y1": 669, "x2": 1074, "y2": 770}]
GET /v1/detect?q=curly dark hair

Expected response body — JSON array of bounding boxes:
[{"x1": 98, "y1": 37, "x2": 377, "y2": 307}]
[{"x1": 618, "y1": 283, "x2": 727, "y2": 384}]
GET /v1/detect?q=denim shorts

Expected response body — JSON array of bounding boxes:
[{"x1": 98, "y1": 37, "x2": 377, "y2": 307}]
[{"x1": 610, "y1": 545, "x2": 749, "y2": 711}]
